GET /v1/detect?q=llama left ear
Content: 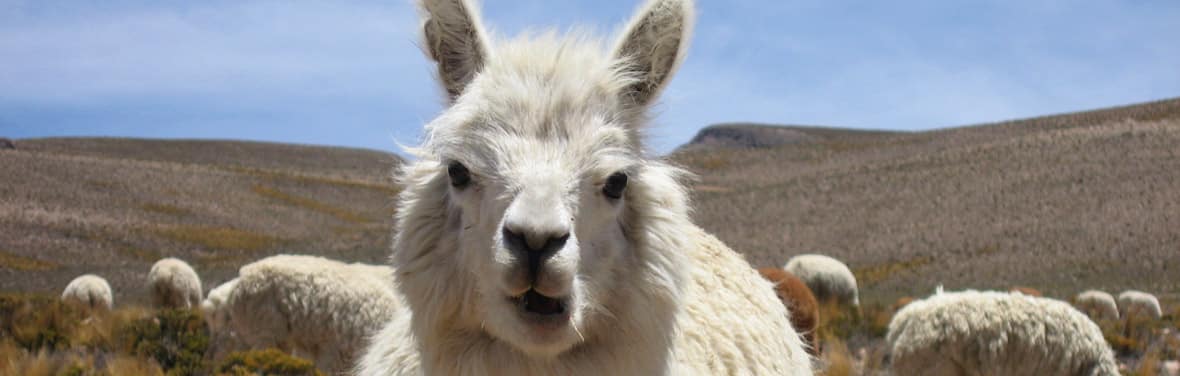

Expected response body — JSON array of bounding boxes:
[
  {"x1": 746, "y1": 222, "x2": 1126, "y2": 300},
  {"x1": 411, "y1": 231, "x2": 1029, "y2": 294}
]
[
  {"x1": 419, "y1": 0, "x2": 490, "y2": 101},
  {"x1": 611, "y1": 0, "x2": 694, "y2": 107}
]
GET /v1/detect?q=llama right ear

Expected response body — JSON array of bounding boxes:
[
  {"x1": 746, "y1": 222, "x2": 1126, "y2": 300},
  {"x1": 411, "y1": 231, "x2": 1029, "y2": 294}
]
[
  {"x1": 611, "y1": 0, "x2": 694, "y2": 107},
  {"x1": 419, "y1": 0, "x2": 490, "y2": 101}
]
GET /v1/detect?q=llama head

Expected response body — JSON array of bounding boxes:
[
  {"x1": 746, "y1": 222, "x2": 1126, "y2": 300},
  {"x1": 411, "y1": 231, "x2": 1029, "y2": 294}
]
[{"x1": 395, "y1": 0, "x2": 693, "y2": 358}]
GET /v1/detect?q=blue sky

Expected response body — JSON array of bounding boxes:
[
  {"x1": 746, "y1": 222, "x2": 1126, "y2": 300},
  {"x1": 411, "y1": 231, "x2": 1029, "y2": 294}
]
[{"x1": 2, "y1": 1, "x2": 1178, "y2": 155}]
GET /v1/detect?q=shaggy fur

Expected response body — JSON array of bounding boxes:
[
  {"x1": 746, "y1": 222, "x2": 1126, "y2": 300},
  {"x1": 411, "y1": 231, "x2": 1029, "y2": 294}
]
[
  {"x1": 1075, "y1": 290, "x2": 1120, "y2": 321},
  {"x1": 357, "y1": 0, "x2": 812, "y2": 374},
  {"x1": 886, "y1": 289, "x2": 1119, "y2": 376},
  {"x1": 784, "y1": 254, "x2": 860, "y2": 307},
  {"x1": 228, "y1": 255, "x2": 400, "y2": 374},
  {"x1": 201, "y1": 278, "x2": 239, "y2": 333},
  {"x1": 758, "y1": 267, "x2": 820, "y2": 356},
  {"x1": 1117, "y1": 290, "x2": 1162, "y2": 319},
  {"x1": 147, "y1": 258, "x2": 202, "y2": 309},
  {"x1": 61, "y1": 274, "x2": 113, "y2": 312}
]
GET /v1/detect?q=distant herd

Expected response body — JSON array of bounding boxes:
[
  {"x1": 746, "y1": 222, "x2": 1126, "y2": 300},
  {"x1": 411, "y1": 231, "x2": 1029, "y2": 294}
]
[{"x1": 60, "y1": 251, "x2": 1166, "y2": 375}]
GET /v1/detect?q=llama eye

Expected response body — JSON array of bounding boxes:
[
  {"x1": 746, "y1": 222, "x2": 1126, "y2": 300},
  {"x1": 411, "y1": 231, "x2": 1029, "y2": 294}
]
[
  {"x1": 448, "y1": 162, "x2": 471, "y2": 188},
  {"x1": 602, "y1": 172, "x2": 628, "y2": 200}
]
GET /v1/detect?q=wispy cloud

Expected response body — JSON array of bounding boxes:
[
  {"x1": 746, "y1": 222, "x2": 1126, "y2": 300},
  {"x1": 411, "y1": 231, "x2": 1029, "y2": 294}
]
[{"x1": 1, "y1": 1, "x2": 1178, "y2": 154}]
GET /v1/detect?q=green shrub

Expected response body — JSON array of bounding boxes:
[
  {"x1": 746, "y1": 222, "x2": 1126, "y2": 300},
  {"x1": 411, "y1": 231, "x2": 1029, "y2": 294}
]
[
  {"x1": 118, "y1": 309, "x2": 209, "y2": 375},
  {"x1": 215, "y1": 349, "x2": 323, "y2": 376}
]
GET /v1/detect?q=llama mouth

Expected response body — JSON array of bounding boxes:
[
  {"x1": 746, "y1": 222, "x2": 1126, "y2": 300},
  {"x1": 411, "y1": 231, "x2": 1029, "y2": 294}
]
[{"x1": 514, "y1": 289, "x2": 567, "y2": 316}]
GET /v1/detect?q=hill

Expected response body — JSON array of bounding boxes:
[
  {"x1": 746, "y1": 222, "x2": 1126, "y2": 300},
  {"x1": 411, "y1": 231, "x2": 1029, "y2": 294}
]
[
  {"x1": 4, "y1": 97, "x2": 1179, "y2": 307},
  {"x1": 680, "y1": 123, "x2": 902, "y2": 151},
  {"x1": 673, "y1": 97, "x2": 1180, "y2": 304},
  {"x1": 0, "y1": 138, "x2": 401, "y2": 304}
]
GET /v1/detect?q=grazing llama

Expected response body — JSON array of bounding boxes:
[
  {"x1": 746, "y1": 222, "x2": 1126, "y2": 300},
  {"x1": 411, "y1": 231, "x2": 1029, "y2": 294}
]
[{"x1": 357, "y1": 0, "x2": 813, "y2": 374}]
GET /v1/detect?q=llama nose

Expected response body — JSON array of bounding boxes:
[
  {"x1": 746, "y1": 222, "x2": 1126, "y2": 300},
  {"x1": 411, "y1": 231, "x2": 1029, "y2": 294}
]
[
  {"x1": 502, "y1": 226, "x2": 569, "y2": 281},
  {"x1": 502, "y1": 226, "x2": 569, "y2": 256}
]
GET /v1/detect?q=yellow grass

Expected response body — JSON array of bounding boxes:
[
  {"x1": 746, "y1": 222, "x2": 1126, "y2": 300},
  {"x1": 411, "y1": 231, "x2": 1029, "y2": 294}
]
[
  {"x1": 140, "y1": 203, "x2": 191, "y2": 217},
  {"x1": 0, "y1": 250, "x2": 58, "y2": 271},
  {"x1": 154, "y1": 225, "x2": 280, "y2": 252},
  {"x1": 251, "y1": 184, "x2": 372, "y2": 224}
]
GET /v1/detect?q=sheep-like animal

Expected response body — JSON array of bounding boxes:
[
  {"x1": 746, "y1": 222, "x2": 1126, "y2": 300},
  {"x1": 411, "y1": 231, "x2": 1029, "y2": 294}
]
[
  {"x1": 227, "y1": 255, "x2": 399, "y2": 374},
  {"x1": 1075, "y1": 290, "x2": 1119, "y2": 321},
  {"x1": 201, "y1": 278, "x2": 239, "y2": 332},
  {"x1": 356, "y1": 0, "x2": 813, "y2": 374},
  {"x1": 758, "y1": 267, "x2": 820, "y2": 356},
  {"x1": 784, "y1": 254, "x2": 860, "y2": 307},
  {"x1": 61, "y1": 274, "x2": 113, "y2": 312},
  {"x1": 886, "y1": 289, "x2": 1118, "y2": 376},
  {"x1": 148, "y1": 257, "x2": 202, "y2": 309},
  {"x1": 1117, "y1": 290, "x2": 1162, "y2": 320}
]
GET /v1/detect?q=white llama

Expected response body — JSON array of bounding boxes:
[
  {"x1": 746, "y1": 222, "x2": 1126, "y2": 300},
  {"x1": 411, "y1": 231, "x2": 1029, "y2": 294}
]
[{"x1": 357, "y1": 0, "x2": 813, "y2": 375}]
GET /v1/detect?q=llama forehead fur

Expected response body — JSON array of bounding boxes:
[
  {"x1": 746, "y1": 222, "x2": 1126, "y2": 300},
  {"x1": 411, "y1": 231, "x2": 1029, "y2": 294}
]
[
  {"x1": 886, "y1": 289, "x2": 1118, "y2": 376},
  {"x1": 1075, "y1": 289, "x2": 1119, "y2": 320},
  {"x1": 1117, "y1": 290, "x2": 1162, "y2": 319},
  {"x1": 61, "y1": 274, "x2": 113, "y2": 311},
  {"x1": 148, "y1": 257, "x2": 203, "y2": 309},
  {"x1": 228, "y1": 255, "x2": 401, "y2": 374},
  {"x1": 784, "y1": 254, "x2": 860, "y2": 307},
  {"x1": 358, "y1": 0, "x2": 812, "y2": 374}
]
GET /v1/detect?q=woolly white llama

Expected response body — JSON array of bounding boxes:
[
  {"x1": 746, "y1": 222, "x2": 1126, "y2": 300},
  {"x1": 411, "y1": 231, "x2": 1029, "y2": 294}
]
[
  {"x1": 61, "y1": 274, "x2": 113, "y2": 312},
  {"x1": 201, "y1": 278, "x2": 239, "y2": 333},
  {"x1": 201, "y1": 278, "x2": 245, "y2": 361},
  {"x1": 147, "y1": 257, "x2": 202, "y2": 309},
  {"x1": 357, "y1": 0, "x2": 813, "y2": 374},
  {"x1": 886, "y1": 289, "x2": 1118, "y2": 376},
  {"x1": 227, "y1": 255, "x2": 400, "y2": 374},
  {"x1": 1118, "y1": 290, "x2": 1162, "y2": 319},
  {"x1": 1075, "y1": 289, "x2": 1119, "y2": 320},
  {"x1": 784, "y1": 254, "x2": 860, "y2": 307}
]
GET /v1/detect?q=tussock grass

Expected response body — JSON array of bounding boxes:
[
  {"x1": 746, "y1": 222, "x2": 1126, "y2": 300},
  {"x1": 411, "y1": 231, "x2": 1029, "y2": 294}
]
[
  {"x1": 251, "y1": 184, "x2": 372, "y2": 224},
  {"x1": 0, "y1": 294, "x2": 336, "y2": 375},
  {"x1": 216, "y1": 349, "x2": 323, "y2": 376},
  {"x1": 154, "y1": 225, "x2": 280, "y2": 252},
  {"x1": 0, "y1": 250, "x2": 58, "y2": 271}
]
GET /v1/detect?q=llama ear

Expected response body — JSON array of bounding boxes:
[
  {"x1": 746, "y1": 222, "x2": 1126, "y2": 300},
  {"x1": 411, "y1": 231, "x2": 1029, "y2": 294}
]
[
  {"x1": 419, "y1": 0, "x2": 490, "y2": 100},
  {"x1": 611, "y1": 0, "x2": 694, "y2": 107}
]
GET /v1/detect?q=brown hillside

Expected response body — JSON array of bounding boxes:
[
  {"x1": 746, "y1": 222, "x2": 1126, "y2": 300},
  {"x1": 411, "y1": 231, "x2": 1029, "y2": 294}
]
[
  {"x1": 674, "y1": 97, "x2": 1180, "y2": 304},
  {"x1": 0, "y1": 138, "x2": 401, "y2": 304}
]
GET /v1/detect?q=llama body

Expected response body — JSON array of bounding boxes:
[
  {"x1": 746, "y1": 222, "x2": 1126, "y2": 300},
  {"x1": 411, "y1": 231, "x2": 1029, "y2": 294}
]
[
  {"x1": 61, "y1": 274, "x2": 113, "y2": 312},
  {"x1": 357, "y1": 0, "x2": 812, "y2": 374},
  {"x1": 148, "y1": 257, "x2": 202, "y2": 309}
]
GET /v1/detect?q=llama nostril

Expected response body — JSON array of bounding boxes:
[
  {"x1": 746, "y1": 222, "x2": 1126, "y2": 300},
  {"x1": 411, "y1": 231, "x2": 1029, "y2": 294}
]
[
  {"x1": 545, "y1": 233, "x2": 570, "y2": 252},
  {"x1": 502, "y1": 227, "x2": 527, "y2": 252},
  {"x1": 502, "y1": 226, "x2": 569, "y2": 255}
]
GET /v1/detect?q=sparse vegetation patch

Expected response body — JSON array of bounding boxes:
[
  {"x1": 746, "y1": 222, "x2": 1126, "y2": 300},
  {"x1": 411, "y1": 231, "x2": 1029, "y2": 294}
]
[{"x1": 853, "y1": 256, "x2": 932, "y2": 287}]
